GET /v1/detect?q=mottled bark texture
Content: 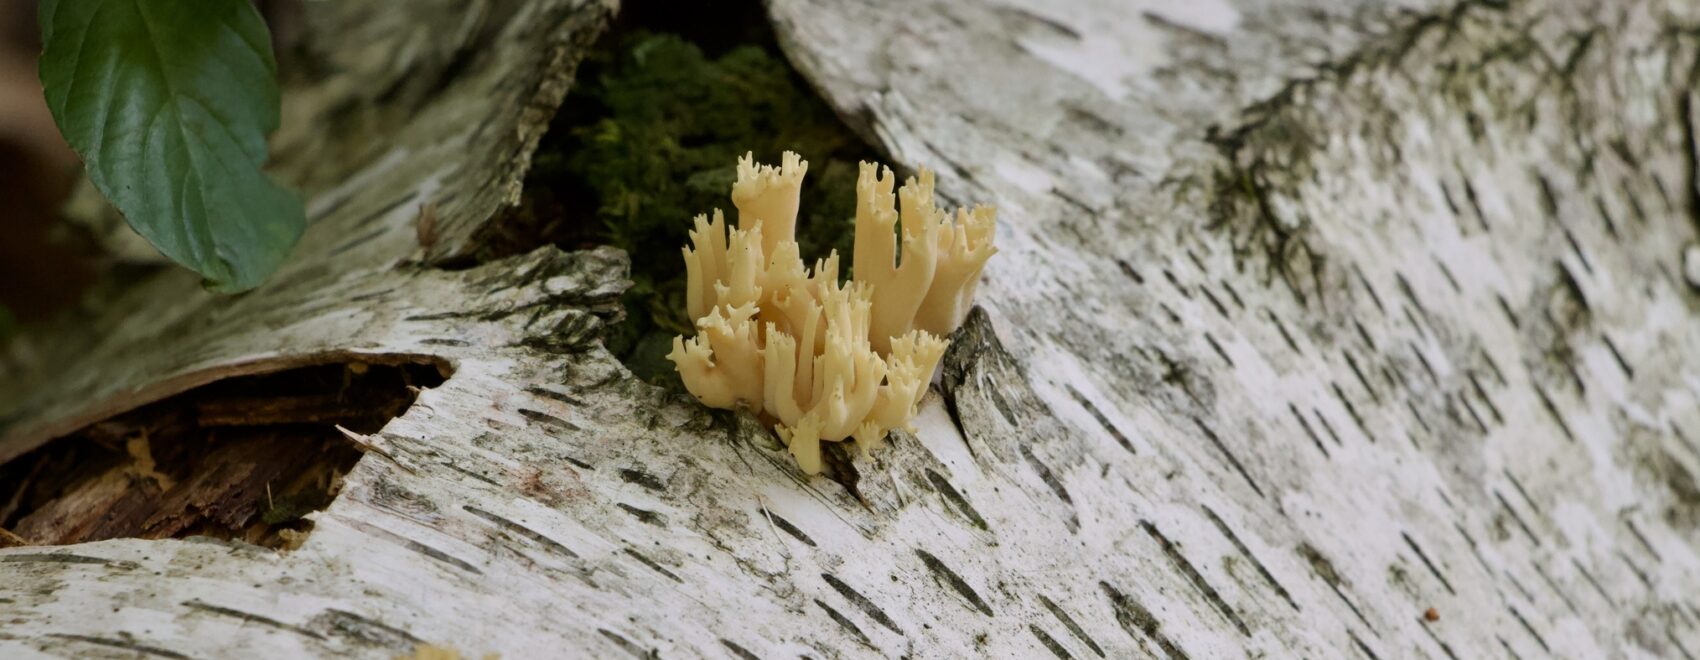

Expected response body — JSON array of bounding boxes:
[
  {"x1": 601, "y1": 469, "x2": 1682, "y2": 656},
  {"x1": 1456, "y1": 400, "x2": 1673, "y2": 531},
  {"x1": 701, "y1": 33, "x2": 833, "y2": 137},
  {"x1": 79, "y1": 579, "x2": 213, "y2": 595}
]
[{"x1": 4, "y1": 0, "x2": 1700, "y2": 657}]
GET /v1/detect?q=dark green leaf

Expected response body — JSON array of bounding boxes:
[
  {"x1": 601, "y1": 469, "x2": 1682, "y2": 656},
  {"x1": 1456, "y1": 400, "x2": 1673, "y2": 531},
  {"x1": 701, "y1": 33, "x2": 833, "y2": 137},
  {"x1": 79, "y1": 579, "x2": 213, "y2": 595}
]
[{"x1": 39, "y1": 0, "x2": 303, "y2": 292}]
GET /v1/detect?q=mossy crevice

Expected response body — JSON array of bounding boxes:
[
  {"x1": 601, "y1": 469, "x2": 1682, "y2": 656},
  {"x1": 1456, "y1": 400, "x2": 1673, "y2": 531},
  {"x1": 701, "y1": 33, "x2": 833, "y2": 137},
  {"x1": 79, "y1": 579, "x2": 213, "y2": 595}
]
[{"x1": 484, "y1": 1, "x2": 879, "y2": 382}]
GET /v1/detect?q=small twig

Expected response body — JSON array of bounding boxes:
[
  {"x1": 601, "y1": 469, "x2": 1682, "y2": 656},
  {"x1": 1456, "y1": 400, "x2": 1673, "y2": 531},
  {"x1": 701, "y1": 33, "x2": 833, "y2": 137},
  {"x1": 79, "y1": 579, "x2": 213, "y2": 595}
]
[
  {"x1": 756, "y1": 495, "x2": 791, "y2": 560},
  {"x1": 888, "y1": 462, "x2": 909, "y2": 509},
  {"x1": 0, "y1": 527, "x2": 32, "y2": 548},
  {"x1": 335, "y1": 425, "x2": 417, "y2": 474},
  {"x1": 0, "y1": 457, "x2": 46, "y2": 523}
]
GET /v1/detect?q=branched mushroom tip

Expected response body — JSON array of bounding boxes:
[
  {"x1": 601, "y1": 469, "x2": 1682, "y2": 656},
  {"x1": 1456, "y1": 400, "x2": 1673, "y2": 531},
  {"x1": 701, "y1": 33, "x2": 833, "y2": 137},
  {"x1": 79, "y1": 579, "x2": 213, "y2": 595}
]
[{"x1": 668, "y1": 151, "x2": 997, "y2": 474}]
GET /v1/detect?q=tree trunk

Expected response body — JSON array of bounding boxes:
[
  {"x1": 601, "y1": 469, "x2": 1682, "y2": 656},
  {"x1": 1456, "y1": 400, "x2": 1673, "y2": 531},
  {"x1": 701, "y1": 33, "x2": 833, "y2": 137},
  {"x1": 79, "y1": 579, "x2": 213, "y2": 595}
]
[{"x1": 5, "y1": 0, "x2": 1700, "y2": 657}]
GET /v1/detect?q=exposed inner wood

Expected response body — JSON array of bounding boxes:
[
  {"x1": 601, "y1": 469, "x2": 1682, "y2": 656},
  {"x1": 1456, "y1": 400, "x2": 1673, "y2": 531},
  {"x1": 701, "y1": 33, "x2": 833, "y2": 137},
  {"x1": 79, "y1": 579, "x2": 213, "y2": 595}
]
[{"x1": 0, "y1": 361, "x2": 446, "y2": 549}]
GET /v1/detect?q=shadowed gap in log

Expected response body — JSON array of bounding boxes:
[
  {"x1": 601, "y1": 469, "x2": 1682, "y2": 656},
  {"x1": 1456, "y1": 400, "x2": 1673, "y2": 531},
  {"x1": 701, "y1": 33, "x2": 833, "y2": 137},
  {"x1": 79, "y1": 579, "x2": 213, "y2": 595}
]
[
  {"x1": 469, "y1": 0, "x2": 881, "y2": 383},
  {"x1": 0, "y1": 360, "x2": 448, "y2": 550}
]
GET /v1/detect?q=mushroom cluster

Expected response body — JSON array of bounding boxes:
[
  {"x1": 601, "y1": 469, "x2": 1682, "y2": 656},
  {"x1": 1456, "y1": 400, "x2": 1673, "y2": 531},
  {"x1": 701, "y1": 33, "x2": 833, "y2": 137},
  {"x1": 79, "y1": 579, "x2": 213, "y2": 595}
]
[{"x1": 667, "y1": 151, "x2": 997, "y2": 473}]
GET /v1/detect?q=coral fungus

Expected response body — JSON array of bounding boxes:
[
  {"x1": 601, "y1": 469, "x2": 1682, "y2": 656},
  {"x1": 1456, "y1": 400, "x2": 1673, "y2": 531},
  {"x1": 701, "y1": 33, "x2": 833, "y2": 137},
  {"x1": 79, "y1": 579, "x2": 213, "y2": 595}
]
[{"x1": 668, "y1": 152, "x2": 996, "y2": 474}]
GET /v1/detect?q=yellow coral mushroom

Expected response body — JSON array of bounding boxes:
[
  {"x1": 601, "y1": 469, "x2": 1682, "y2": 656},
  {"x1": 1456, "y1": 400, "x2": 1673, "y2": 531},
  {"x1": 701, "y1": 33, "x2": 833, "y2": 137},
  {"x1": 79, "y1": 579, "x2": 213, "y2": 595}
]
[{"x1": 667, "y1": 151, "x2": 996, "y2": 474}]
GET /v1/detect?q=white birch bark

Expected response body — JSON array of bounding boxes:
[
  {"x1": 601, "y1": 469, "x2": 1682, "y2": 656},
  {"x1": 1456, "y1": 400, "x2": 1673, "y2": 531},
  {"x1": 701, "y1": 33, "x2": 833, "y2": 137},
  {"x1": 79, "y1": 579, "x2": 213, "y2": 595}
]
[{"x1": 4, "y1": 0, "x2": 1700, "y2": 657}]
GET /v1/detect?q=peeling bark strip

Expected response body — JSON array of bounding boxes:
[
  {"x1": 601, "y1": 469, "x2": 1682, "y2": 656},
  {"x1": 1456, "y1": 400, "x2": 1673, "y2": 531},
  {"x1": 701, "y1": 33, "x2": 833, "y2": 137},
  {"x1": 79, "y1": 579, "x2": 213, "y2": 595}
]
[{"x1": 3, "y1": 0, "x2": 1700, "y2": 657}]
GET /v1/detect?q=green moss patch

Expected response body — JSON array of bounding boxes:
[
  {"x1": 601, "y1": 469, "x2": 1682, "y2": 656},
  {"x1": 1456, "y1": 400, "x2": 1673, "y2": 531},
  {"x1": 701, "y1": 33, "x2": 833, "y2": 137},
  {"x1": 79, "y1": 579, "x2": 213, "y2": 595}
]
[{"x1": 504, "y1": 3, "x2": 878, "y2": 382}]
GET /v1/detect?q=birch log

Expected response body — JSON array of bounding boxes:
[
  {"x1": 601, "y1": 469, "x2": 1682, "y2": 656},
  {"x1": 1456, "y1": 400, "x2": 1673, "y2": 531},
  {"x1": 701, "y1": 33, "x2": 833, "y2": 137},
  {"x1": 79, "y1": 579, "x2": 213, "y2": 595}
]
[{"x1": 4, "y1": 0, "x2": 1700, "y2": 657}]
